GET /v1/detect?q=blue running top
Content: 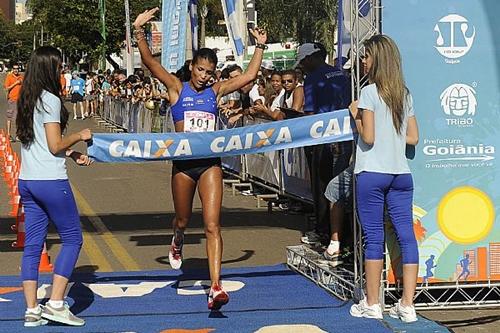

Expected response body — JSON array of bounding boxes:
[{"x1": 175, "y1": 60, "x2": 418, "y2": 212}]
[{"x1": 171, "y1": 82, "x2": 218, "y2": 124}]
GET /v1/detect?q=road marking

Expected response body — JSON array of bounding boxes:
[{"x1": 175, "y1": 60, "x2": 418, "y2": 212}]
[
  {"x1": 71, "y1": 184, "x2": 140, "y2": 271},
  {"x1": 81, "y1": 231, "x2": 112, "y2": 272}
]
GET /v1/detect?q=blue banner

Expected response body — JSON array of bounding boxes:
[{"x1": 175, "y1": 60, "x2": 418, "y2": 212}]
[
  {"x1": 189, "y1": 0, "x2": 199, "y2": 52},
  {"x1": 384, "y1": 0, "x2": 500, "y2": 284},
  {"x1": 161, "y1": 0, "x2": 189, "y2": 72},
  {"x1": 221, "y1": 0, "x2": 245, "y2": 56},
  {"x1": 88, "y1": 110, "x2": 354, "y2": 163}
]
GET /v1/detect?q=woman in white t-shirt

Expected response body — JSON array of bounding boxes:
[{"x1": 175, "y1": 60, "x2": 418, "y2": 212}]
[
  {"x1": 349, "y1": 35, "x2": 419, "y2": 322},
  {"x1": 16, "y1": 46, "x2": 92, "y2": 327}
]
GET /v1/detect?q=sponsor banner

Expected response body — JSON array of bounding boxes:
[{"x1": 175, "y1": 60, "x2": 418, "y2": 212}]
[
  {"x1": 384, "y1": 0, "x2": 500, "y2": 284},
  {"x1": 161, "y1": 0, "x2": 189, "y2": 72},
  {"x1": 341, "y1": 0, "x2": 372, "y2": 57},
  {"x1": 189, "y1": 0, "x2": 198, "y2": 52},
  {"x1": 149, "y1": 21, "x2": 163, "y2": 55},
  {"x1": 221, "y1": 0, "x2": 245, "y2": 57},
  {"x1": 87, "y1": 110, "x2": 354, "y2": 163}
]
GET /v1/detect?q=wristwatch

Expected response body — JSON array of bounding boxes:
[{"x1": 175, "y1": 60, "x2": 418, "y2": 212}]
[{"x1": 255, "y1": 43, "x2": 268, "y2": 50}]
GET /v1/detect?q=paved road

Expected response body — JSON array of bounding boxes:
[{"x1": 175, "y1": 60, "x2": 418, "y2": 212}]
[{"x1": 0, "y1": 74, "x2": 499, "y2": 332}]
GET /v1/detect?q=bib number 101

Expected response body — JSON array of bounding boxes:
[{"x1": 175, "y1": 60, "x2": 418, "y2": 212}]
[{"x1": 184, "y1": 111, "x2": 216, "y2": 132}]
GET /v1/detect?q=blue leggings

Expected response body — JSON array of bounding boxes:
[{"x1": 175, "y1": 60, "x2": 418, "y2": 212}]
[
  {"x1": 356, "y1": 172, "x2": 418, "y2": 264},
  {"x1": 19, "y1": 179, "x2": 83, "y2": 281}
]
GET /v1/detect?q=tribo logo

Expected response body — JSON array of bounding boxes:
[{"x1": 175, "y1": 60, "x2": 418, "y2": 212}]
[
  {"x1": 434, "y1": 14, "x2": 475, "y2": 64},
  {"x1": 440, "y1": 83, "x2": 477, "y2": 127}
]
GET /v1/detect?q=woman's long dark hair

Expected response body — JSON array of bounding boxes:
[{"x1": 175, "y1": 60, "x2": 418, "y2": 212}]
[{"x1": 16, "y1": 46, "x2": 68, "y2": 147}]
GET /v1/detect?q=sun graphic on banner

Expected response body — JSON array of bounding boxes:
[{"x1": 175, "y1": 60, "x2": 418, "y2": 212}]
[{"x1": 437, "y1": 186, "x2": 495, "y2": 244}]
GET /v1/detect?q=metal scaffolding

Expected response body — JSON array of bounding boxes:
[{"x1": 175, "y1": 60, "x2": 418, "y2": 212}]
[{"x1": 287, "y1": 0, "x2": 500, "y2": 310}]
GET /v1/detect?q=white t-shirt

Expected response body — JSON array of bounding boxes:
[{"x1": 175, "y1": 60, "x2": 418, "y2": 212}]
[
  {"x1": 20, "y1": 90, "x2": 67, "y2": 180},
  {"x1": 354, "y1": 83, "x2": 414, "y2": 175},
  {"x1": 270, "y1": 89, "x2": 285, "y2": 112},
  {"x1": 85, "y1": 79, "x2": 93, "y2": 94},
  {"x1": 64, "y1": 73, "x2": 72, "y2": 89},
  {"x1": 249, "y1": 84, "x2": 260, "y2": 103}
]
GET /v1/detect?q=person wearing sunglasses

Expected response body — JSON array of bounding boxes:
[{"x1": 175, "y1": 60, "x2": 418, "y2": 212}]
[
  {"x1": 3, "y1": 63, "x2": 23, "y2": 141},
  {"x1": 277, "y1": 70, "x2": 304, "y2": 118}
]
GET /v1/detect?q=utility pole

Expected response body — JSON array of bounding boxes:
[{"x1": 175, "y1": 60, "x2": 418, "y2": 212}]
[
  {"x1": 200, "y1": 5, "x2": 208, "y2": 48},
  {"x1": 124, "y1": 0, "x2": 134, "y2": 76},
  {"x1": 99, "y1": 0, "x2": 107, "y2": 70}
]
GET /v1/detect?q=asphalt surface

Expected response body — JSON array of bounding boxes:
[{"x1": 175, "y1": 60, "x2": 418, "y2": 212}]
[{"x1": 0, "y1": 73, "x2": 499, "y2": 332}]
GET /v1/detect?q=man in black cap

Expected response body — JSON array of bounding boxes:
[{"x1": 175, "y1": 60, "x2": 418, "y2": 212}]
[{"x1": 296, "y1": 43, "x2": 352, "y2": 254}]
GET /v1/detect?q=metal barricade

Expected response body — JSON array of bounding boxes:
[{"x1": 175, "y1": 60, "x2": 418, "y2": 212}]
[
  {"x1": 281, "y1": 147, "x2": 313, "y2": 202},
  {"x1": 239, "y1": 115, "x2": 313, "y2": 201},
  {"x1": 218, "y1": 117, "x2": 245, "y2": 179},
  {"x1": 100, "y1": 97, "x2": 169, "y2": 133}
]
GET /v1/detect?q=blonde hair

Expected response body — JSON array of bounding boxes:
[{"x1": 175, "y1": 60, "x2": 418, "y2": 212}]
[{"x1": 364, "y1": 35, "x2": 409, "y2": 134}]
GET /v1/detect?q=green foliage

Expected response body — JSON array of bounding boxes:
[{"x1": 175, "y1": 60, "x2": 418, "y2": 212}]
[
  {"x1": 198, "y1": 0, "x2": 226, "y2": 37},
  {"x1": 8, "y1": 0, "x2": 339, "y2": 67},
  {"x1": 256, "y1": 0, "x2": 338, "y2": 54},
  {"x1": 0, "y1": 12, "x2": 15, "y2": 61},
  {"x1": 25, "y1": 0, "x2": 161, "y2": 67}
]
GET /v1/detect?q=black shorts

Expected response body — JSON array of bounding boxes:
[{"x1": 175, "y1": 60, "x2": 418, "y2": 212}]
[
  {"x1": 172, "y1": 158, "x2": 221, "y2": 182},
  {"x1": 71, "y1": 93, "x2": 83, "y2": 103}
]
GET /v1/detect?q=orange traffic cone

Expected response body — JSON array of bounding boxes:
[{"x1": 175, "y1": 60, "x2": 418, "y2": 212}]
[
  {"x1": 0, "y1": 137, "x2": 6, "y2": 159},
  {"x1": 9, "y1": 193, "x2": 20, "y2": 217},
  {"x1": 3, "y1": 153, "x2": 14, "y2": 180},
  {"x1": 12, "y1": 206, "x2": 25, "y2": 248},
  {"x1": 39, "y1": 243, "x2": 53, "y2": 273}
]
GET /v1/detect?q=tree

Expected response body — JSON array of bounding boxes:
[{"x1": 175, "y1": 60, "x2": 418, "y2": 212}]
[
  {"x1": 256, "y1": 0, "x2": 338, "y2": 52},
  {"x1": 26, "y1": 0, "x2": 161, "y2": 69},
  {"x1": 201, "y1": 0, "x2": 226, "y2": 37},
  {"x1": 0, "y1": 11, "x2": 16, "y2": 61},
  {"x1": 315, "y1": 0, "x2": 338, "y2": 62}
]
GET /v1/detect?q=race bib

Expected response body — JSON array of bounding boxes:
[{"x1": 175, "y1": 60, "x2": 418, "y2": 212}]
[
  {"x1": 73, "y1": 86, "x2": 80, "y2": 92},
  {"x1": 183, "y1": 111, "x2": 216, "y2": 132}
]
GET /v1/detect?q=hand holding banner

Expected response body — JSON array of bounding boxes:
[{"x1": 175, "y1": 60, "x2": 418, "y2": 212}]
[{"x1": 88, "y1": 110, "x2": 355, "y2": 163}]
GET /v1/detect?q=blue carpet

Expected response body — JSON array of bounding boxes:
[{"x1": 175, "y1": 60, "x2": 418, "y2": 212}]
[{"x1": 0, "y1": 265, "x2": 447, "y2": 332}]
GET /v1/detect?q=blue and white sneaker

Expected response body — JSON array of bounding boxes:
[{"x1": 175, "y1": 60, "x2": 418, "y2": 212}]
[{"x1": 350, "y1": 298, "x2": 383, "y2": 319}]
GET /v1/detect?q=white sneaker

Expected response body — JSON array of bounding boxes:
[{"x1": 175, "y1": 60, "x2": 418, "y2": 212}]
[
  {"x1": 168, "y1": 235, "x2": 183, "y2": 270},
  {"x1": 41, "y1": 302, "x2": 85, "y2": 326},
  {"x1": 24, "y1": 307, "x2": 48, "y2": 327},
  {"x1": 350, "y1": 298, "x2": 383, "y2": 319},
  {"x1": 389, "y1": 299, "x2": 418, "y2": 323}
]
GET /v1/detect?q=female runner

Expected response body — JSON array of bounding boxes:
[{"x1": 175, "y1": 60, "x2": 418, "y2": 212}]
[{"x1": 133, "y1": 8, "x2": 267, "y2": 310}]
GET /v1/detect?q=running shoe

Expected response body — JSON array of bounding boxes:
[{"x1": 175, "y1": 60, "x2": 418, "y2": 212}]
[
  {"x1": 322, "y1": 250, "x2": 343, "y2": 267},
  {"x1": 24, "y1": 307, "x2": 48, "y2": 327},
  {"x1": 350, "y1": 298, "x2": 383, "y2": 319},
  {"x1": 300, "y1": 231, "x2": 329, "y2": 245},
  {"x1": 208, "y1": 284, "x2": 229, "y2": 310},
  {"x1": 389, "y1": 299, "x2": 418, "y2": 323},
  {"x1": 168, "y1": 235, "x2": 183, "y2": 270},
  {"x1": 41, "y1": 302, "x2": 85, "y2": 326}
]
